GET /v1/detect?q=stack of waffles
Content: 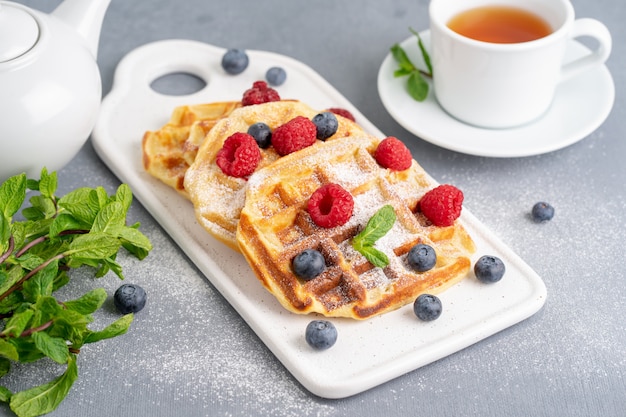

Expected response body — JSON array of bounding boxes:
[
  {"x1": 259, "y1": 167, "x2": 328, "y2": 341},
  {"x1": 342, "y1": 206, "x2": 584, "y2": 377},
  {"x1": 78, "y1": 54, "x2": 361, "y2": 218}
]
[{"x1": 142, "y1": 100, "x2": 475, "y2": 319}]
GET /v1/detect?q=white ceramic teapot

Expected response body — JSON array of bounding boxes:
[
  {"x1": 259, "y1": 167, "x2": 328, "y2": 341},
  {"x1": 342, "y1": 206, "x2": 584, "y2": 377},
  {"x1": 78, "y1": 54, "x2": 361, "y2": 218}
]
[{"x1": 0, "y1": 0, "x2": 111, "y2": 181}]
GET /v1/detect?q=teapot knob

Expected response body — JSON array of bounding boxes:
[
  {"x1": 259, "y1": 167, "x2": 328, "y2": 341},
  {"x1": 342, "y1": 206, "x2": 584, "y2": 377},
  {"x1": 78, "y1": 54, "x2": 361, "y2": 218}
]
[{"x1": 0, "y1": 3, "x2": 39, "y2": 63}]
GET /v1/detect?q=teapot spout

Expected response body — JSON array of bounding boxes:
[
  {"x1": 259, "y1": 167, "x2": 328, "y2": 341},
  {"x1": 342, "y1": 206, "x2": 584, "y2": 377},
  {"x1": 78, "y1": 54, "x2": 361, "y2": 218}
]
[{"x1": 51, "y1": 0, "x2": 112, "y2": 58}]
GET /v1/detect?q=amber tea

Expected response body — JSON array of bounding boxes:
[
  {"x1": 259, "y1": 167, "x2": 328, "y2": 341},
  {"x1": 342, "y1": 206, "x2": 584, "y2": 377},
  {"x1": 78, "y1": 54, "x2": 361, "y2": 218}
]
[{"x1": 447, "y1": 5, "x2": 552, "y2": 43}]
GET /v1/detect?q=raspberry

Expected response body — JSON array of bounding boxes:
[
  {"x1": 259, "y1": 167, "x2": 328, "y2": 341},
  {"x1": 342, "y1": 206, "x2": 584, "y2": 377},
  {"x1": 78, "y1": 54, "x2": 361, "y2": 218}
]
[
  {"x1": 307, "y1": 183, "x2": 354, "y2": 228},
  {"x1": 271, "y1": 116, "x2": 317, "y2": 156},
  {"x1": 241, "y1": 81, "x2": 281, "y2": 106},
  {"x1": 327, "y1": 107, "x2": 356, "y2": 122},
  {"x1": 216, "y1": 132, "x2": 261, "y2": 178},
  {"x1": 418, "y1": 184, "x2": 464, "y2": 227},
  {"x1": 374, "y1": 136, "x2": 412, "y2": 171}
]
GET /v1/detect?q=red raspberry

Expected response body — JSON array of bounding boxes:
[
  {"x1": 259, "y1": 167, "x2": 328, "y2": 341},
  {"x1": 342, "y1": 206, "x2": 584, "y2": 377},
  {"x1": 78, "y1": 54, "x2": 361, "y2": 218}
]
[
  {"x1": 271, "y1": 116, "x2": 317, "y2": 156},
  {"x1": 374, "y1": 136, "x2": 412, "y2": 171},
  {"x1": 241, "y1": 81, "x2": 281, "y2": 106},
  {"x1": 216, "y1": 132, "x2": 261, "y2": 178},
  {"x1": 307, "y1": 183, "x2": 354, "y2": 228},
  {"x1": 327, "y1": 107, "x2": 356, "y2": 122},
  {"x1": 418, "y1": 184, "x2": 464, "y2": 227}
]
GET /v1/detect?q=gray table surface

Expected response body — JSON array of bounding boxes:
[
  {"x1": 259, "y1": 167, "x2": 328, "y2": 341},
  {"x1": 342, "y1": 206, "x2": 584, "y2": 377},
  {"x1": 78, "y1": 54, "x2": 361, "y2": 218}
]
[{"x1": 2, "y1": 0, "x2": 625, "y2": 416}]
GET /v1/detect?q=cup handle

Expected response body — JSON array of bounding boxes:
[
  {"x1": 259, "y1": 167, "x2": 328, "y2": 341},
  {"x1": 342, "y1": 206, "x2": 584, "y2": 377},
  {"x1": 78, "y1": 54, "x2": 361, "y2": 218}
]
[{"x1": 560, "y1": 18, "x2": 612, "y2": 82}]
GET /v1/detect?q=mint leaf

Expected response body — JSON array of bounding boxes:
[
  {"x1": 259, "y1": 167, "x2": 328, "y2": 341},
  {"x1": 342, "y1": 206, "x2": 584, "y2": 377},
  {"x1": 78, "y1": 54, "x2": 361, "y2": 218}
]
[
  {"x1": 352, "y1": 205, "x2": 396, "y2": 268},
  {"x1": 84, "y1": 314, "x2": 133, "y2": 344},
  {"x1": 63, "y1": 288, "x2": 107, "y2": 315},
  {"x1": 10, "y1": 355, "x2": 78, "y2": 417},
  {"x1": 32, "y1": 332, "x2": 69, "y2": 364},
  {"x1": 390, "y1": 28, "x2": 433, "y2": 102},
  {"x1": 0, "y1": 173, "x2": 27, "y2": 219}
]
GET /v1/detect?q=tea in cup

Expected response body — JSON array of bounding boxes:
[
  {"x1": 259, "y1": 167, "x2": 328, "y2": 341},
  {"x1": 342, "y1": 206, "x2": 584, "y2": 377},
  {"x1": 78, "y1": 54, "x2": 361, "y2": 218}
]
[{"x1": 429, "y1": 0, "x2": 612, "y2": 128}]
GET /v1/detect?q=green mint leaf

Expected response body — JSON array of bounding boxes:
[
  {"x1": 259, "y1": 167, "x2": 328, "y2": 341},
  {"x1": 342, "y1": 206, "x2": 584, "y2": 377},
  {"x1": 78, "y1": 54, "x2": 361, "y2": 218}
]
[
  {"x1": 352, "y1": 205, "x2": 396, "y2": 268},
  {"x1": 361, "y1": 246, "x2": 390, "y2": 269},
  {"x1": 22, "y1": 260, "x2": 58, "y2": 302},
  {"x1": 393, "y1": 67, "x2": 414, "y2": 78},
  {"x1": 410, "y1": 27, "x2": 433, "y2": 75},
  {"x1": 63, "y1": 288, "x2": 107, "y2": 315},
  {"x1": 0, "y1": 384, "x2": 12, "y2": 403},
  {"x1": 91, "y1": 201, "x2": 125, "y2": 234},
  {"x1": 32, "y1": 332, "x2": 69, "y2": 364},
  {"x1": 66, "y1": 232, "x2": 121, "y2": 260},
  {"x1": 49, "y1": 213, "x2": 85, "y2": 239},
  {"x1": 1, "y1": 309, "x2": 34, "y2": 338},
  {"x1": 0, "y1": 173, "x2": 27, "y2": 218},
  {"x1": 10, "y1": 354, "x2": 78, "y2": 417},
  {"x1": 115, "y1": 183, "x2": 133, "y2": 213},
  {"x1": 57, "y1": 188, "x2": 98, "y2": 225},
  {"x1": 0, "y1": 339, "x2": 19, "y2": 361},
  {"x1": 37, "y1": 169, "x2": 57, "y2": 200},
  {"x1": 407, "y1": 71, "x2": 430, "y2": 102},
  {"x1": 390, "y1": 43, "x2": 416, "y2": 73},
  {"x1": 84, "y1": 314, "x2": 133, "y2": 344},
  {"x1": 354, "y1": 205, "x2": 396, "y2": 245}
]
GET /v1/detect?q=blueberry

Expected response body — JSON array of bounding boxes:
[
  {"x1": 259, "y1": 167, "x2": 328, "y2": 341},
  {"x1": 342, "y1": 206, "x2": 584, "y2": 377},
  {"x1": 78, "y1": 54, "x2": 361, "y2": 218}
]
[
  {"x1": 531, "y1": 201, "x2": 555, "y2": 222},
  {"x1": 407, "y1": 243, "x2": 437, "y2": 272},
  {"x1": 266, "y1": 66, "x2": 287, "y2": 86},
  {"x1": 312, "y1": 112, "x2": 339, "y2": 140},
  {"x1": 292, "y1": 249, "x2": 326, "y2": 280},
  {"x1": 114, "y1": 284, "x2": 147, "y2": 314},
  {"x1": 474, "y1": 255, "x2": 506, "y2": 283},
  {"x1": 221, "y1": 49, "x2": 249, "y2": 75},
  {"x1": 413, "y1": 294, "x2": 442, "y2": 321},
  {"x1": 247, "y1": 122, "x2": 272, "y2": 148},
  {"x1": 305, "y1": 320, "x2": 337, "y2": 350}
]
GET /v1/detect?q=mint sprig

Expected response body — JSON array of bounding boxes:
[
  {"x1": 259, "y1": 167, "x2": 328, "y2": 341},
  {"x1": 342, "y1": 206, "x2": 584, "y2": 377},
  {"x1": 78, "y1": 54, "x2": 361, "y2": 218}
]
[
  {"x1": 352, "y1": 205, "x2": 396, "y2": 268},
  {"x1": 390, "y1": 28, "x2": 433, "y2": 102},
  {"x1": 0, "y1": 168, "x2": 152, "y2": 417}
]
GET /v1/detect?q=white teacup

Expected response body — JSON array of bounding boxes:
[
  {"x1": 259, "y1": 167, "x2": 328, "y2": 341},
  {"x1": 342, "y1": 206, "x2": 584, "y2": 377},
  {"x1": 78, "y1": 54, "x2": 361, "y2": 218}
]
[{"x1": 429, "y1": 0, "x2": 612, "y2": 129}]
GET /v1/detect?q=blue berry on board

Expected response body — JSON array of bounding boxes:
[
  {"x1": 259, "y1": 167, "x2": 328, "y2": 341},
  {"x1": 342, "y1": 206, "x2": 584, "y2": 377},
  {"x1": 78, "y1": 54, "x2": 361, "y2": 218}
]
[
  {"x1": 266, "y1": 66, "x2": 287, "y2": 86},
  {"x1": 247, "y1": 122, "x2": 272, "y2": 148},
  {"x1": 305, "y1": 320, "x2": 338, "y2": 350},
  {"x1": 474, "y1": 255, "x2": 506, "y2": 283},
  {"x1": 413, "y1": 294, "x2": 442, "y2": 321},
  {"x1": 292, "y1": 249, "x2": 326, "y2": 280},
  {"x1": 221, "y1": 49, "x2": 249, "y2": 75},
  {"x1": 407, "y1": 243, "x2": 437, "y2": 272},
  {"x1": 114, "y1": 284, "x2": 147, "y2": 314},
  {"x1": 531, "y1": 201, "x2": 555, "y2": 222},
  {"x1": 312, "y1": 112, "x2": 339, "y2": 140}
]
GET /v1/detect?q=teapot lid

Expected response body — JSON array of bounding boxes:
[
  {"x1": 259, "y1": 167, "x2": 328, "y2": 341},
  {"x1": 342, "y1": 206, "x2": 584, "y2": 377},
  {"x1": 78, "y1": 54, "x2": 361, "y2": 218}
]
[{"x1": 0, "y1": 4, "x2": 40, "y2": 63}]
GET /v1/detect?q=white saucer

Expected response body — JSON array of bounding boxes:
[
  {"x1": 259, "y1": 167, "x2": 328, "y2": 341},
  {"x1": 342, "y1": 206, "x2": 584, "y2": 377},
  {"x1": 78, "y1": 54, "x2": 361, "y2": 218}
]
[{"x1": 377, "y1": 31, "x2": 615, "y2": 158}]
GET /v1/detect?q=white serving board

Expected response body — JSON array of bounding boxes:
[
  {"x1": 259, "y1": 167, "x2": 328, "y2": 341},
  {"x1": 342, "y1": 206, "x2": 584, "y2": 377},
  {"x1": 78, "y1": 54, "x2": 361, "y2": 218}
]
[{"x1": 92, "y1": 39, "x2": 547, "y2": 399}]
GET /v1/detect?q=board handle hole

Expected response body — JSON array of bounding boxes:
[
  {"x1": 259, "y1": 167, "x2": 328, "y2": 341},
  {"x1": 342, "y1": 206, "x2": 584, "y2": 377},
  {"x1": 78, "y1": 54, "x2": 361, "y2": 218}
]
[{"x1": 150, "y1": 72, "x2": 207, "y2": 96}]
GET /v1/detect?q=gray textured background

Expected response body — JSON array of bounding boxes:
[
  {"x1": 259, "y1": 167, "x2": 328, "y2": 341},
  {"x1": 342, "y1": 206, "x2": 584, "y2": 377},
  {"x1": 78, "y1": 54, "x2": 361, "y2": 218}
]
[{"x1": 2, "y1": 0, "x2": 625, "y2": 416}]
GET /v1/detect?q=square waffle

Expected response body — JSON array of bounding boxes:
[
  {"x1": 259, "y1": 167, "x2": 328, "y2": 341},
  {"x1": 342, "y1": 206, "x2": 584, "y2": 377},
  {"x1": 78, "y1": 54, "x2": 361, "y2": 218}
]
[{"x1": 237, "y1": 136, "x2": 476, "y2": 319}]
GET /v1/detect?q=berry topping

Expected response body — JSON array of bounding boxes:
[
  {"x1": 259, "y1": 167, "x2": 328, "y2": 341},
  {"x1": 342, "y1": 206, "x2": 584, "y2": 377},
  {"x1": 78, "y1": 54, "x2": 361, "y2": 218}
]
[
  {"x1": 407, "y1": 243, "x2": 437, "y2": 272},
  {"x1": 308, "y1": 183, "x2": 354, "y2": 228},
  {"x1": 418, "y1": 184, "x2": 464, "y2": 227},
  {"x1": 271, "y1": 116, "x2": 317, "y2": 156},
  {"x1": 327, "y1": 107, "x2": 356, "y2": 122},
  {"x1": 531, "y1": 201, "x2": 555, "y2": 222},
  {"x1": 292, "y1": 249, "x2": 326, "y2": 280},
  {"x1": 221, "y1": 49, "x2": 249, "y2": 75},
  {"x1": 247, "y1": 122, "x2": 272, "y2": 148},
  {"x1": 216, "y1": 132, "x2": 261, "y2": 178},
  {"x1": 114, "y1": 284, "x2": 147, "y2": 314},
  {"x1": 305, "y1": 320, "x2": 338, "y2": 350},
  {"x1": 265, "y1": 66, "x2": 287, "y2": 86},
  {"x1": 413, "y1": 294, "x2": 442, "y2": 321},
  {"x1": 375, "y1": 136, "x2": 412, "y2": 171},
  {"x1": 474, "y1": 255, "x2": 506, "y2": 283},
  {"x1": 312, "y1": 112, "x2": 339, "y2": 140},
  {"x1": 241, "y1": 81, "x2": 281, "y2": 106}
]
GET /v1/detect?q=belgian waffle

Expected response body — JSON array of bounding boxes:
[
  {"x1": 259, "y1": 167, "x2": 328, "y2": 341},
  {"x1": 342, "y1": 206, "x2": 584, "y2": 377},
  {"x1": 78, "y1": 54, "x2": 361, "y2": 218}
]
[
  {"x1": 142, "y1": 101, "x2": 241, "y2": 196},
  {"x1": 183, "y1": 101, "x2": 366, "y2": 250},
  {"x1": 237, "y1": 136, "x2": 476, "y2": 319}
]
